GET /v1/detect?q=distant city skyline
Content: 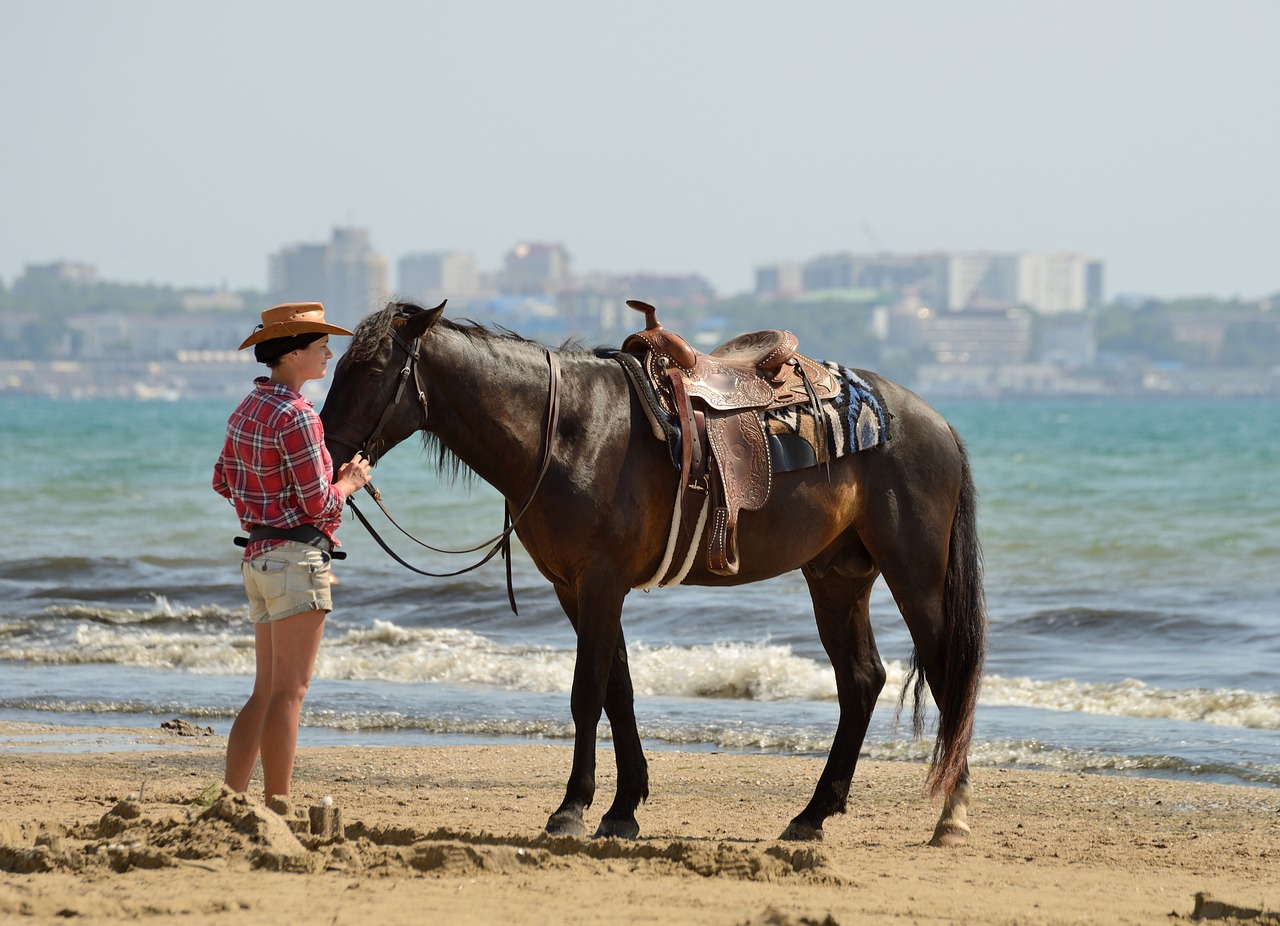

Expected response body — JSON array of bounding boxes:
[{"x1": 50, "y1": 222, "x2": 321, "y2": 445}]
[
  {"x1": 9, "y1": 238, "x2": 1110, "y2": 316},
  {"x1": 3, "y1": 3, "x2": 1277, "y2": 301},
  {"x1": 4, "y1": 225, "x2": 1276, "y2": 307}
]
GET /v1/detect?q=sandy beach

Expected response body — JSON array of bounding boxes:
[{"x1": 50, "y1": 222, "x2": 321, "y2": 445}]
[{"x1": 1, "y1": 721, "x2": 1277, "y2": 925}]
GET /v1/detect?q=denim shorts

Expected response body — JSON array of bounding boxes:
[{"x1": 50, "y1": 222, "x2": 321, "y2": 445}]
[{"x1": 241, "y1": 541, "x2": 333, "y2": 623}]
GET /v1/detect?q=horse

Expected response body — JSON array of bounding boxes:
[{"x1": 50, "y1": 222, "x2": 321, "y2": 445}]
[{"x1": 319, "y1": 300, "x2": 986, "y2": 847}]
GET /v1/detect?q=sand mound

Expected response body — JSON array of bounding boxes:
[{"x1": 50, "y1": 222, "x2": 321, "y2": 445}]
[
  {"x1": 0, "y1": 790, "x2": 846, "y2": 883},
  {"x1": 738, "y1": 910, "x2": 840, "y2": 926}
]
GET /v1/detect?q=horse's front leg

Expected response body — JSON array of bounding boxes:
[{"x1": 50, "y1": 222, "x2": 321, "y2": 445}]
[
  {"x1": 546, "y1": 579, "x2": 628, "y2": 837},
  {"x1": 594, "y1": 626, "x2": 649, "y2": 839}
]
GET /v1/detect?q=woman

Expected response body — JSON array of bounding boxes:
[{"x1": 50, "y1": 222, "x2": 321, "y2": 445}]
[{"x1": 213, "y1": 301, "x2": 372, "y2": 809}]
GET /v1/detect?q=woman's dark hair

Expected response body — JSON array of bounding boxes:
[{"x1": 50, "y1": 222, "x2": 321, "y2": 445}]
[{"x1": 254, "y1": 331, "x2": 325, "y2": 366}]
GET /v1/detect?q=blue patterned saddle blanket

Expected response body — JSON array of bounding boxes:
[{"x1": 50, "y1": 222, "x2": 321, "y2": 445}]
[{"x1": 763, "y1": 362, "x2": 888, "y2": 472}]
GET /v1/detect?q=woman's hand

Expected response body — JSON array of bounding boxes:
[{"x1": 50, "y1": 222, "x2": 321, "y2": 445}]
[{"x1": 334, "y1": 452, "x2": 373, "y2": 497}]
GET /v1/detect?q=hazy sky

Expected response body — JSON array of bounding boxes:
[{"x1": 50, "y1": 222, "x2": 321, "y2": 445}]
[{"x1": 3, "y1": 1, "x2": 1277, "y2": 300}]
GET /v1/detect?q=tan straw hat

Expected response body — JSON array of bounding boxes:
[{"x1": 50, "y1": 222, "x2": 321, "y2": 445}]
[{"x1": 238, "y1": 302, "x2": 355, "y2": 350}]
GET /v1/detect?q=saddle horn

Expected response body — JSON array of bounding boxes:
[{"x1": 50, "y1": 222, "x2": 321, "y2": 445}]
[
  {"x1": 626, "y1": 299, "x2": 661, "y2": 331},
  {"x1": 624, "y1": 300, "x2": 697, "y2": 369}
]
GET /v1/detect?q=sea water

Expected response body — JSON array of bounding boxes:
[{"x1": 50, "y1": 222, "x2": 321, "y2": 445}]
[{"x1": 1, "y1": 391, "x2": 1277, "y2": 787}]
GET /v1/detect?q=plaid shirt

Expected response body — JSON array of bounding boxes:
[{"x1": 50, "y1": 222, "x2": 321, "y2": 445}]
[{"x1": 213, "y1": 377, "x2": 346, "y2": 560}]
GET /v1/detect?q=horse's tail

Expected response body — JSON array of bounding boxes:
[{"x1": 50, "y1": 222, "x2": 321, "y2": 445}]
[{"x1": 913, "y1": 427, "x2": 987, "y2": 798}]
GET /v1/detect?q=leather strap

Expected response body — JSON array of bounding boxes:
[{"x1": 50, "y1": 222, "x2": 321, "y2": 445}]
[{"x1": 234, "y1": 524, "x2": 347, "y2": 559}]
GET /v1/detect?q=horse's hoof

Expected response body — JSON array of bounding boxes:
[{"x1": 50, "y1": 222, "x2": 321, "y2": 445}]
[
  {"x1": 929, "y1": 821, "x2": 971, "y2": 847},
  {"x1": 545, "y1": 811, "x2": 587, "y2": 837},
  {"x1": 779, "y1": 819, "x2": 824, "y2": 842},
  {"x1": 594, "y1": 817, "x2": 640, "y2": 840}
]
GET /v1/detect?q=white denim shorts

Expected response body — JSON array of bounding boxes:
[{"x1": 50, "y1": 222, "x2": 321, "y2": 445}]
[{"x1": 241, "y1": 541, "x2": 333, "y2": 623}]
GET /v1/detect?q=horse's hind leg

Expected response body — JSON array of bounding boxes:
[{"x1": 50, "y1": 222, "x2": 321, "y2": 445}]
[
  {"x1": 781, "y1": 565, "x2": 885, "y2": 841},
  {"x1": 866, "y1": 439, "x2": 984, "y2": 847},
  {"x1": 876, "y1": 561, "x2": 977, "y2": 847},
  {"x1": 900, "y1": 632, "x2": 976, "y2": 847},
  {"x1": 930, "y1": 764, "x2": 972, "y2": 846}
]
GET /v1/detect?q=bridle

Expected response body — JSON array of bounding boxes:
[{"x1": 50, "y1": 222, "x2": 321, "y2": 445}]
[
  {"x1": 329, "y1": 323, "x2": 562, "y2": 613},
  {"x1": 328, "y1": 328, "x2": 430, "y2": 467}
]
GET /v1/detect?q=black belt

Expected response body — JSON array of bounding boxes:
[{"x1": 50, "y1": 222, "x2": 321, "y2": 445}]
[{"x1": 234, "y1": 524, "x2": 347, "y2": 559}]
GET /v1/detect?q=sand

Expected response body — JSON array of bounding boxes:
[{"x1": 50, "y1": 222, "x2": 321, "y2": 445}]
[{"x1": 1, "y1": 720, "x2": 1277, "y2": 925}]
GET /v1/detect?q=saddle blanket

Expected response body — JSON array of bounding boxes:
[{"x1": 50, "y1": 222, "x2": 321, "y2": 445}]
[{"x1": 763, "y1": 362, "x2": 888, "y2": 471}]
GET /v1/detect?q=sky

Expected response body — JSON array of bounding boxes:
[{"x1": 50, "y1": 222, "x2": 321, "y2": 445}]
[{"x1": 3, "y1": 1, "x2": 1277, "y2": 301}]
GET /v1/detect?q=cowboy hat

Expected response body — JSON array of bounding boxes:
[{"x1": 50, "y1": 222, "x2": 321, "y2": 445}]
[{"x1": 238, "y1": 302, "x2": 355, "y2": 350}]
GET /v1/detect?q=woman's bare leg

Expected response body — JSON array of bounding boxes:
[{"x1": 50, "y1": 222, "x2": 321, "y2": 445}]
[
  {"x1": 259, "y1": 609, "x2": 326, "y2": 801},
  {"x1": 224, "y1": 622, "x2": 274, "y2": 793}
]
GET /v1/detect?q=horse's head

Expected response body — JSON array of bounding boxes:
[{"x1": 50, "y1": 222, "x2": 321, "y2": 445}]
[{"x1": 320, "y1": 300, "x2": 446, "y2": 469}]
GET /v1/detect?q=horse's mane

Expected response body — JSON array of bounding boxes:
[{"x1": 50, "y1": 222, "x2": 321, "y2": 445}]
[
  {"x1": 351, "y1": 299, "x2": 604, "y2": 360},
  {"x1": 346, "y1": 304, "x2": 402, "y2": 363}
]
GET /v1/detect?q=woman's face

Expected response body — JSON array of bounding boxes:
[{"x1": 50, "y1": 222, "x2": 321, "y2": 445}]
[{"x1": 289, "y1": 336, "x2": 333, "y2": 381}]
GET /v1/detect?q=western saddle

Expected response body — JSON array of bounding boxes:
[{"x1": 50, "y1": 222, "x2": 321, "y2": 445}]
[{"x1": 620, "y1": 299, "x2": 840, "y2": 579}]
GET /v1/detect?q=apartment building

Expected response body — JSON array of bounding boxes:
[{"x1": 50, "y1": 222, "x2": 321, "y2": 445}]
[
  {"x1": 503, "y1": 242, "x2": 572, "y2": 296},
  {"x1": 758, "y1": 250, "x2": 1104, "y2": 314},
  {"x1": 14, "y1": 261, "x2": 99, "y2": 288},
  {"x1": 398, "y1": 251, "x2": 480, "y2": 304},
  {"x1": 268, "y1": 227, "x2": 388, "y2": 329}
]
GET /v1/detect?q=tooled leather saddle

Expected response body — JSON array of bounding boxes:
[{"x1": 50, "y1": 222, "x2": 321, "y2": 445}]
[{"x1": 619, "y1": 300, "x2": 840, "y2": 579}]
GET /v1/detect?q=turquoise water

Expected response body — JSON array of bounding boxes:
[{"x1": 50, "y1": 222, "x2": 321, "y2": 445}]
[{"x1": 1, "y1": 393, "x2": 1277, "y2": 786}]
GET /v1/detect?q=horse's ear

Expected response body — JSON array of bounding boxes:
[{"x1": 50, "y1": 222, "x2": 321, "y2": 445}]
[{"x1": 401, "y1": 300, "x2": 446, "y2": 340}]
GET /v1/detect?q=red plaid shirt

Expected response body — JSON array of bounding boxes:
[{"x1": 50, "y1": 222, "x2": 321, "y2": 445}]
[{"x1": 213, "y1": 377, "x2": 346, "y2": 560}]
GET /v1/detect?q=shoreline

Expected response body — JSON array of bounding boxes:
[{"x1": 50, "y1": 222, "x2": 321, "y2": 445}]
[
  {"x1": 2, "y1": 722, "x2": 1278, "y2": 924},
  {"x1": 4, "y1": 716, "x2": 1276, "y2": 791}
]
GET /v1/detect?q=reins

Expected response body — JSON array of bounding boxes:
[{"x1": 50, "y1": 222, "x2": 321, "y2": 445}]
[{"x1": 332, "y1": 326, "x2": 563, "y2": 613}]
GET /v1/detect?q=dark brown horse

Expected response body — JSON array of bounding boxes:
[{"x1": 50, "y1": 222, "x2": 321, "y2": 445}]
[{"x1": 319, "y1": 301, "x2": 986, "y2": 846}]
